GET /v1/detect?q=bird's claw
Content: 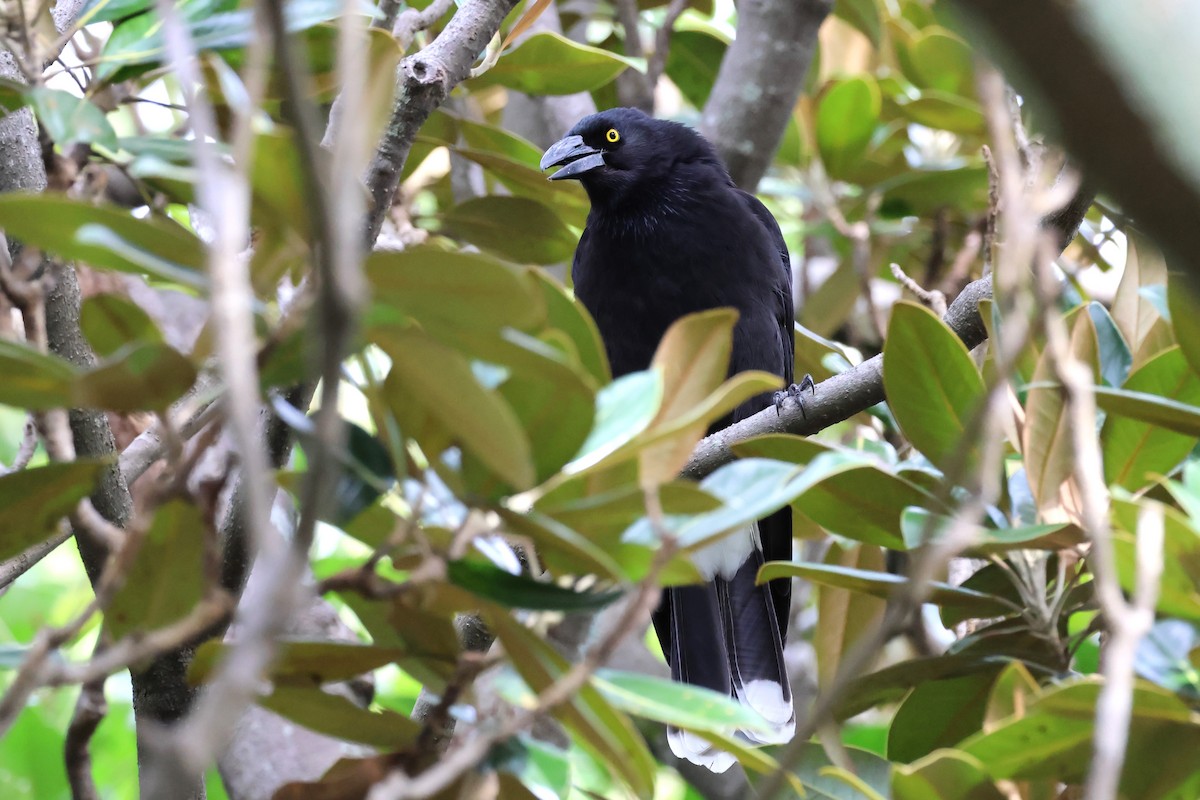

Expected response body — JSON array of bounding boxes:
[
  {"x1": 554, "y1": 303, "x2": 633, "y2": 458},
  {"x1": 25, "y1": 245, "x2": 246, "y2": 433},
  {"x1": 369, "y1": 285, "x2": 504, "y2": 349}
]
[{"x1": 773, "y1": 374, "x2": 816, "y2": 418}]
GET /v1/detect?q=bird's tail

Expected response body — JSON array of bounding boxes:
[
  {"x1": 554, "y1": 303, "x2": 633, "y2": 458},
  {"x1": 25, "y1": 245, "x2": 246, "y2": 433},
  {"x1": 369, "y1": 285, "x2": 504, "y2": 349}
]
[{"x1": 661, "y1": 549, "x2": 795, "y2": 773}]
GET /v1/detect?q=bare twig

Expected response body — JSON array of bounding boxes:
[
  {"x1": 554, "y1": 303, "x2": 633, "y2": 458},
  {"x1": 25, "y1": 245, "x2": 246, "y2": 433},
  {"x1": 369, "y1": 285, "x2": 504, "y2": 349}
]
[
  {"x1": 1, "y1": 414, "x2": 38, "y2": 474},
  {"x1": 0, "y1": 523, "x2": 73, "y2": 589},
  {"x1": 393, "y1": 0, "x2": 456, "y2": 50},
  {"x1": 890, "y1": 262, "x2": 947, "y2": 317},
  {"x1": 364, "y1": 0, "x2": 522, "y2": 245},
  {"x1": 64, "y1": 670, "x2": 107, "y2": 800},
  {"x1": 645, "y1": 0, "x2": 688, "y2": 89}
]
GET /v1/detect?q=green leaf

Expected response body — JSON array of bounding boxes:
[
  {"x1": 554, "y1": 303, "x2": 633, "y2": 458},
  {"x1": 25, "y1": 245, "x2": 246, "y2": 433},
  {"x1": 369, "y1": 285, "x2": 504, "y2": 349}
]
[
  {"x1": 473, "y1": 31, "x2": 637, "y2": 95},
  {"x1": 490, "y1": 615, "x2": 657, "y2": 797},
  {"x1": 664, "y1": 29, "x2": 727, "y2": 107},
  {"x1": 888, "y1": 668, "x2": 1003, "y2": 762},
  {"x1": 497, "y1": 509, "x2": 628, "y2": 582},
  {"x1": 1089, "y1": 300, "x2": 1133, "y2": 387},
  {"x1": 791, "y1": 742, "x2": 893, "y2": 800},
  {"x1": 817, "y1": 76, "x2": 881, "y2": 180},
  {"x1": 962, "y1": 679, "x2": 1200, "y2": 796},
  {"x1": 893, "y1": 750, "x2": 1006, "y2": 800},
  {"x1": 592, "y1": 669, "x2": 773, "y2": 733},
  {"x1": 451, "y1": 146, "x2": 590, "y2": 228},
  {"x1": 77, "y1": 0, "x2": 153, "y2": 26},
  {"x1": 106, "y1": 499, "x2": 206, "y2": 642},
  {"x1": 447, "y1": 558, "x2": 622, "y2": 611},
  {"x1": 0, "y1": 339, "x2": 79, "y2": 409},
  {"x1": 74, "y1": 343, "x2": 197, "y2": 412},
  {"x1": 900, "y1": 507, "x2": 1080, "y2": 554},
  {"x1": 1112, "y1": 499, "x2": 1200, "y2": 622},
  {"x1": 895, "y1": 91, "x2": 984, "y2": 134},
  {"x1": 189, "y1": 640, "x2": 406, "y2": 686},
  {"x1": 816, "y1": 544, "x2": 887, "y2": 689},
  {"x1": 438, "y1": 196, "x2": 578, "y2": 265},
  {"x1": 906, "y1": 28, "x2": 975, "y2": 96},
  {"x1": 1168, "y1": 276, "x2": 1200, "y2": 379},
  {"x1": 623, "y1": 455, "x2": 860, "y2": 555},
  {"x1": 0, "y1": 194, "x2": 205, "y2": 287},
  {"x1": 758, "y1": 561, "x2": 1016, "y2": 620},
  {"x1": 834, "y1": 0, "x2": 882, "y2": 45},
  {"x1": 380, "y1": 327, "x2": 536, "y2": 490},
  {"x1": 565, "y1": 370, "x2": 663, "y2": 475},
  {"x1": 0, "y1": 461, "x2": 106, "y2": 561},
  {"x1": 884, "y1": 300, "x2": 985, "y2": 472},
  {"x1": 837, "y1": 653, "x2": 1012, "y2": 721},
  {"x1": 532, "y1": 269, "x2": 609, "y2": 385},
  {"x1": 258, "y1": 686, "x2": 419, "y2": 749},
  {"x1": 878, "y1": 167, "x2": 989, "y2": 218},
  {"x1": 733, "y1": 435, "x2": 938, "y2": 549},
  {"x1": 366, "y1": 247, "x2": 545, "y2": 337},
  {"x1": 1102, "y1": 347, "x2": 1200, "y2": 489},
  {"x1": 29, "y1": 89, "x2": 117, "y2": 150},
  {"x1": 80, "y1": 293, "x2": 164, "y2": 357},
  {"x1": 1095, "y1": 384, "x2": 1200, "y2": 436}
]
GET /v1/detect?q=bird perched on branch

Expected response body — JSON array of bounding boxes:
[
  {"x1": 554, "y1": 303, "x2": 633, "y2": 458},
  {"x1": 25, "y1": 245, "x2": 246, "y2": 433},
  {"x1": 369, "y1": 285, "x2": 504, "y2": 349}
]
[{"x1": 541, "y1": 108, "x2": 813, "y2": 772}]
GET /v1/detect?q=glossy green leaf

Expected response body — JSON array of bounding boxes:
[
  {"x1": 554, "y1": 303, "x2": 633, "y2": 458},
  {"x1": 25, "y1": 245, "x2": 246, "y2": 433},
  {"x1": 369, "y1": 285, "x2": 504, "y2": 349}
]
[
  {"x1": 878, "y1": 167, "x2": 989, "y2": 218},
  {"x1": 1102, "y1": 347, "x2": 1200, "y2": 489},
  {"x1": 1089, "y1": 300, "x2": 1133, "y2": 387},
  {"x1": 893, "y1": 750, "x2": 1006, "y2": 800},
  {"x1": 0, "y1": 194, "x2": 205, "y2": 287},
  {"x1": 592, "y1": 669, "x2": 772, "y2": 733},
  {"x1": 962, "y1": 679, "x2": 1200, "y2": 796},
  {"x1": 381, "y1": 327, "x2": 536, "y2": 489},
  {"x1": 733, "y1": 435, "x2": 937, "y2": 549},
  {"x1": 837, "y1": 653, "x2": 1012, "y2": 722},
  {"x1": 900, "y1": 507, "x2": 1080, "y2": 554},
  {"x1": 497, "y1": 509, "x2": 627, "y2": 582},
  {"x1": 1095, "y1": 384, "x2": 1200, "y2": 436},
  {"x1": 537, "y1": 479, "x2": 720, "y2": 542},
  {"x1": 447, "y1": 558, "x2": 622, "y2": 611},
  {"x1": 792, "y1": 742, "x2": 893, "y2": 800},
  {"x1": 74, "y1": 342, "x2": 197, "y2": 412},
  {"x1": 888, "y1": 668, "x2": 1003, "y2": 762},
  {"x1": 834, "y1": 0, "x2": 882, "y2": 44},
  {"x1": 29, "y1": 89, "x2": 117, "y2": 150},
  {"x1": 817, "y1": 76, "x2": 881, "y2": 180},
  {"x1": 0, "y1": 339, "x2": 79, "y2": 409},
  {"x1": 532, "y1": 269, "x2": 609, "y2": 385},
  {"x1": 189, "y1": 640, "x2": 406, "y2": 686},
  {"x1": 906, "y1": 28, "x2": 975, "y2": 96},
  {"x1": 0, "y1": 461, "x2": 106, "y2": 561},
  {"x1": 473, "y1": 32, "x2": 637, "y2": 95},
  {"x1": 106, "y1": 499, "x2": 206, "y2": 642},
  {"x1": 489, "y1": 615, "x2": 657, "y2": 797},
  {"x1": 452, "y1": 146, "x2": 590, "y2": 228},
  {"x1": 1168, "y1": 277, "x2": 1200, "y2": 379},
  {"x1": 759, "y1": 561, "x2": 1016, "y2": 620},
  {"x1": 895, "y1": 91, "x2": 984, "y2": 134},
  {"x1": 1112, "y1": 498, "x2": 1200, "y2": 622},
  {"x1": 439, "y1": 196, "x2": 577, "y2": 265},
  {"x1": 565, "y1": 370, "x2": 662, "y2": 474},
  {"x1": 366, "y1": 247, "x2": 544, "y2": 336},
  {"x1": 77, "y1": 0, "x2": 153, "y2": 25},
  {"x1": 624, "y1": 455, "x2": 858, "y2": 555},
  {"x1": 80, "y1": 293, "x2": 164, "y2": 358},
  {"x1": 258, "y1": 686, "x2": 419, "y2": 749},
  {"x1": 884, "y1": 301, "x2": 985, "y2": 472},
  {"x1": 664, "y1": 28, "x2": 727, "y2": 107}
]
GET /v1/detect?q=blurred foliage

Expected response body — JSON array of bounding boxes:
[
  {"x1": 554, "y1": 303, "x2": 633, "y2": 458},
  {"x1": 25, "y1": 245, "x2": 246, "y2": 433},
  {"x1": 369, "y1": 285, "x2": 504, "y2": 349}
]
[{"x1": 1, "y1": 0, "x2": 1199, "y2": 798}]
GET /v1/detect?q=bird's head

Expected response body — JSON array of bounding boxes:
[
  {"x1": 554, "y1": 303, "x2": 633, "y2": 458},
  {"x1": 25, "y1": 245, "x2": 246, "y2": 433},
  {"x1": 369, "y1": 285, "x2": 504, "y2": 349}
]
[{"x1": 540, "y1": 108, "x2": 725, "y2": 207}]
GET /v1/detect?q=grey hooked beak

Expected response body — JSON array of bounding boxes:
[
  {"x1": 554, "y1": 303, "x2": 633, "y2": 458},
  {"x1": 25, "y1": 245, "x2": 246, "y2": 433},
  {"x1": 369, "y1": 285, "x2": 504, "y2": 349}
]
[{"x1": 540, "y1": 135, "x2": 605, "y2": 181}]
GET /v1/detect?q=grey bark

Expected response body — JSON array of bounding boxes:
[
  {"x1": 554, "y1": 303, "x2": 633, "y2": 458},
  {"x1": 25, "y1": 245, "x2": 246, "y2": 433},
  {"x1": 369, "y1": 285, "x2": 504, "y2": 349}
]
[{"x1": 700, "y1": 0, "x2": 832, "y2": 190}]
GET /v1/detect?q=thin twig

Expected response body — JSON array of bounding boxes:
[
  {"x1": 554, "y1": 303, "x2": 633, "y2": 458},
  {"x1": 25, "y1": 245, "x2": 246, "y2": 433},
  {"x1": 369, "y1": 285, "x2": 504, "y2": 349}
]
[{"x1": 64, "y1": 669, "x2": 106, "y2": 800}]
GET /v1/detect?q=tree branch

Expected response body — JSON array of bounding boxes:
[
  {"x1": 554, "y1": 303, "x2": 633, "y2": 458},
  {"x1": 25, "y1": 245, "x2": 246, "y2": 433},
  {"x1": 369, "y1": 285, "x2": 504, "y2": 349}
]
[
  {"x1": 699, "y1": 0, "x2": 832, "y2": 190},
  {"x1": 364, "y1": 0, "x2": 520, "y2": 245}
]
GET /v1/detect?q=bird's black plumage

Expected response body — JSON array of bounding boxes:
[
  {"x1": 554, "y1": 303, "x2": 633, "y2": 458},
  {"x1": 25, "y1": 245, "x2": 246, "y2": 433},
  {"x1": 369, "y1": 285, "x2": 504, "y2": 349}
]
[{"x1": 542, "y1": 108, "x2": 809, "y2": 771}]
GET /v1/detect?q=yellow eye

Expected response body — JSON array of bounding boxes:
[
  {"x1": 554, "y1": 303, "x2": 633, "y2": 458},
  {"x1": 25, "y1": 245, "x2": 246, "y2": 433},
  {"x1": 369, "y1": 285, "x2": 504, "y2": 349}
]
[{"x1": 605, "y1": 128, "x2": 620, "y2": 143}]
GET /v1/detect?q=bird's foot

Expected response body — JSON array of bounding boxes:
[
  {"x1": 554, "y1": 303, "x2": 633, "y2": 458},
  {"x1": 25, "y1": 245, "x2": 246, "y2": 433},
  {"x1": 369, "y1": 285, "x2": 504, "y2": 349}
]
[{"x1": 773, "y1": 374, "x2": 816, "y2": 418}]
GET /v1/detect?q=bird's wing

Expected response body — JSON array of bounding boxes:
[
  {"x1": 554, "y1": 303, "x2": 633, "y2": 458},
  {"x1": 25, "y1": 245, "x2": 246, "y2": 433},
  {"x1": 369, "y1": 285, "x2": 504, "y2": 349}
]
[{"x1": 736, "y1": 189, "x2": 795, "y2": 387}]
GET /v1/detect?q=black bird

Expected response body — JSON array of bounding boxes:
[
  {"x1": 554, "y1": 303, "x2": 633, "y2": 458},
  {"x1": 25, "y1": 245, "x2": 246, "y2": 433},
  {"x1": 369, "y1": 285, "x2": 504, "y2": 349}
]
[{"x1": 541, "y1": 108, "x2": 814, "y2": 771}]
